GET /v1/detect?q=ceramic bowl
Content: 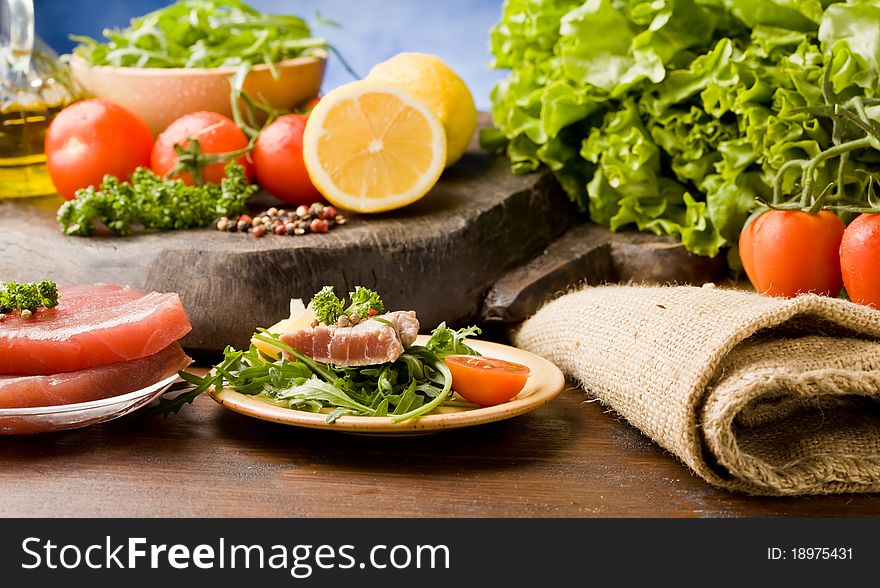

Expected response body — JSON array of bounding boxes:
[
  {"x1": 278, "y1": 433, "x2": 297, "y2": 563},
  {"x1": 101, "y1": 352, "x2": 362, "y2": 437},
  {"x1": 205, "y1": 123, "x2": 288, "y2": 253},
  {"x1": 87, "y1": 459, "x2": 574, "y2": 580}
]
[{"x1": 69, "y1": 51, "x2": 327, "y2": 134}]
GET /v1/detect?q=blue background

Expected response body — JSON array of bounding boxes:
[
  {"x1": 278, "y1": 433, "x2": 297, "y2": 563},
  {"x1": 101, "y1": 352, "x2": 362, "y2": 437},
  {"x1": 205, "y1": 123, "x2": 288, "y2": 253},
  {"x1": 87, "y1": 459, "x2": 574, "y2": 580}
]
[{"x1": 33, "y1": 0, "x2": 506, "y2": 110}]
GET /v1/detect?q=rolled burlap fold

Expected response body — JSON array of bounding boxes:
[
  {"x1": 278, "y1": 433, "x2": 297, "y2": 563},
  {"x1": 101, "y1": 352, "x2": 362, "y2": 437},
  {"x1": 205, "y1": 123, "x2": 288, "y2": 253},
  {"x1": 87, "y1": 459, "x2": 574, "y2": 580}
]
[{"x1": 513, "y1": 285, "x2": 880, "y2": 495}]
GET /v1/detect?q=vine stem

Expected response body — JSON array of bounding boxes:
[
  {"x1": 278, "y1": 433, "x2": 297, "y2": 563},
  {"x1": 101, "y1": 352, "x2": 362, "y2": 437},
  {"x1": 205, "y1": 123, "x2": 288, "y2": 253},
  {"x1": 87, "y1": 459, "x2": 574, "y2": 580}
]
[
  {"x1": 834, "y1": 151, "x2": 849, "y2": 202},
  {"x1": 808, "y1": 182, "x2": 835, "y2": 214},
  {"x1": 800, "y1": 137, "x2": 873, "y2": 208},
  {"x1": 773, "y1": 159, "x2": 807, "y2": 204}
]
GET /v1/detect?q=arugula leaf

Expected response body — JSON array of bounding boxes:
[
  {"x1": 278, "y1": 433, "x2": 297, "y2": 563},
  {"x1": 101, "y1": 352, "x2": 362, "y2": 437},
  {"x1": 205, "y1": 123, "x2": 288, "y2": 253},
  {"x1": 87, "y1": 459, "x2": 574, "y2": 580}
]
[
  {"x1": 137, "y1": 347, "x2": 241, "y2": 419},
  {"x1": 271, "y1": 378, "x2": 376, "y2": 415},
  {"x1": 389, "y1": 348, "x2": 454, "y2": 423},
  {"x1": 72, "y1": 0, "x2": 325, "y2": 70},
  {"x1": 422, "y1": 322, "x2": 482, "y2": 359}
]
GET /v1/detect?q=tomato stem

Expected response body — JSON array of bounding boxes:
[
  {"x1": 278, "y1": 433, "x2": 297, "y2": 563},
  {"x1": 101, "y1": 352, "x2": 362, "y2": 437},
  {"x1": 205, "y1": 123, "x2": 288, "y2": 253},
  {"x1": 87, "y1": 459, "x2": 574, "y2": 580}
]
[
  {"x1": 826, "y1": 204, "x2": 880, "y2": 214},
  {"x1": 834, "y1": 151, "x2": 849, "y2": 202},
  {"x1": 800, "y1": 137, "x2": 873, "y2": 209},
  {"x1": 851, "y1": 98, "x2": 880, "y2": 141},
  {"x1": 166, "y1": 137, "x2": 253, "y2": 186},
  {"x1": 757, "y1": 199, "x2": 813, "y2": 211},
  {"x1": 772, "y1": 159, "x2": 807, "y2": 204},
  {"x1": 766, "y1": 94, "x2": 880, "y2": 215},
  {"x1": 807, "y1": 182, "x2": 835, "y2": 214}
]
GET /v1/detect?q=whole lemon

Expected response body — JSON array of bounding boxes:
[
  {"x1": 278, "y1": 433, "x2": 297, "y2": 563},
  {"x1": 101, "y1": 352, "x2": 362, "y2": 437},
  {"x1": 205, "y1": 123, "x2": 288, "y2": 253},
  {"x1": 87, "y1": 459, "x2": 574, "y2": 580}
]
[{"x1": 367, "y1": 52, "x2": 477, "y2": 167}]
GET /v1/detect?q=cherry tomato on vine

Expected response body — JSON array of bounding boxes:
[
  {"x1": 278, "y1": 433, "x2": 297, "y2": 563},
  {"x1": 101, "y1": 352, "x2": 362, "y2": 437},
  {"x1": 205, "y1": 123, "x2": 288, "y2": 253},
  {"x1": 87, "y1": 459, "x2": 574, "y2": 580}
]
[
  {"x1": 252, "y1": 114, "x2": 322, "y2": 205},
  {"x1": 840, "y1": 213, "x2": 880, "y2": 308},
  {"x1": 151, "y1": 111, "x2": 254, "y2": 185},
  {"x1": 444, "y1": 355, "x2": 530, "y2": 406},
  {"x1": 45, "y1": 99, "x2": 154, "y2": 200},
  {"x1": 739, "y1": 209, "x2": 845, "y2": 298}
]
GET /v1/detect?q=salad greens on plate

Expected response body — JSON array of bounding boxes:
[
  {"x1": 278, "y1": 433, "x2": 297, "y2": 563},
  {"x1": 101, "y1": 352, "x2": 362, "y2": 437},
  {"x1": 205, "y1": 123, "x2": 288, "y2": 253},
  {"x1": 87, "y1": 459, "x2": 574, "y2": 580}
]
[
  {"x1": 484, "y1": 0, "x2": 880, "y2": 263},
  {"x1": 146, "y1": 287, "x2": 484, "y2": 423}
]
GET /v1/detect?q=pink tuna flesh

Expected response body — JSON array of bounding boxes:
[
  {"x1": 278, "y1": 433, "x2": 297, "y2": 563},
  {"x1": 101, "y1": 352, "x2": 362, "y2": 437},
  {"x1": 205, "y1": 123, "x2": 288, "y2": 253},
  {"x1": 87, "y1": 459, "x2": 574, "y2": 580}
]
[
  {"x1": 0, "y1": 343, "x2": 191, "y2": 409},
  {"x1": 281, "y1": 311, "x2": 420, "y2": 366},
  {"x1": 0, "y1": 283, "x2": 192, "y2": 375}
]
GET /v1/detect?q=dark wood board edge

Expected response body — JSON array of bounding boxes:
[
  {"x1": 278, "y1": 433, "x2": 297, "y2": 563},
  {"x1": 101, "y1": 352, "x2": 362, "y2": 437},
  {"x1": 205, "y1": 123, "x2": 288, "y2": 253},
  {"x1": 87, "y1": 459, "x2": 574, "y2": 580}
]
[{"x1": 481, "y1": 222, "x2": 728, "y2": 324}]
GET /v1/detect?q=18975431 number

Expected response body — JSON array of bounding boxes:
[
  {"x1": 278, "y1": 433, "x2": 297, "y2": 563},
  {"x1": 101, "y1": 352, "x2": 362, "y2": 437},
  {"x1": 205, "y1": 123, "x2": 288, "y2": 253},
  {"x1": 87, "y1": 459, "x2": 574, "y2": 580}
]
[{"x1": 767, "y1": 547, "x2": 853, "y2": 560}]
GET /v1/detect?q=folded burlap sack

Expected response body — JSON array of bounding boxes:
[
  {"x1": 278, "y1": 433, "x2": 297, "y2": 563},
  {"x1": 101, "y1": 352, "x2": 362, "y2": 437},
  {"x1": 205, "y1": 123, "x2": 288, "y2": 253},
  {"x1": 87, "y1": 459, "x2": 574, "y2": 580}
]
[{"x1": 513, "y1": 285, "x2": 880, "y2": 495}]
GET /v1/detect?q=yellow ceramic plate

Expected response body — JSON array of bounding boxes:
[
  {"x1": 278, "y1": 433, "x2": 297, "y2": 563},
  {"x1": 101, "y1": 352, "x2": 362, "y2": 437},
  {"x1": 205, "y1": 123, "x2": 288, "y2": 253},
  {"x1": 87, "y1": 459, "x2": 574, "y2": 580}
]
[{"x1": 210, "y1": 336, "x2": 565, "y2": 435}]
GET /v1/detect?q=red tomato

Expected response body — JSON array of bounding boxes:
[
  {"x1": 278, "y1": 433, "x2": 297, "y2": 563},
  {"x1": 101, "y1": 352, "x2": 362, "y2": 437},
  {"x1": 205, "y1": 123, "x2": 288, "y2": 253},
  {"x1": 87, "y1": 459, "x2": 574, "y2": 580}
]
[
  {"x1": 151, "y1": 111, "x2": 254, "y2": 185},
  {"x1": 299, "y1": 96, "x2": 321, "y2": 113},
  {"x1": 252, "y1": 114, "x2": 322, "y2": 205},
  {"x1": 444, "y1": 355, "x2": 530, "y2": 406},
  {"x1": 739, "y1": 209, "x2": 845, "y2": 298},
  {"x1": 45, "y1": 99, "x2": 154, "y2": 200},
  {"x1": 840, "y1": 213, "x2": 880, "y2": 308}
]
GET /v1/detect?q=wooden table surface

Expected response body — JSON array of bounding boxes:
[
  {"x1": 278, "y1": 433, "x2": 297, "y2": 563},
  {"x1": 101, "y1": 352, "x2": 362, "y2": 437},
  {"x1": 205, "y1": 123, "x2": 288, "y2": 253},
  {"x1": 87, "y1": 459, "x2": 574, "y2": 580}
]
[{"x1": 3, "y1": 379, "x2": 880, "y2": 518}]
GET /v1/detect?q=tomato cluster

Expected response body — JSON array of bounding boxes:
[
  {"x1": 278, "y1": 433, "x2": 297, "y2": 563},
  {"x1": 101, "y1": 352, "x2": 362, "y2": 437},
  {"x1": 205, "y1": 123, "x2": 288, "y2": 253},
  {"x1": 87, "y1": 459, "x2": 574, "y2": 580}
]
[
  {"x1": 44, "y1": 98, "x2": 321, "y2": 205},
  {"x1": 740, "y1": 209, "x2": 880, "y2": 308}
]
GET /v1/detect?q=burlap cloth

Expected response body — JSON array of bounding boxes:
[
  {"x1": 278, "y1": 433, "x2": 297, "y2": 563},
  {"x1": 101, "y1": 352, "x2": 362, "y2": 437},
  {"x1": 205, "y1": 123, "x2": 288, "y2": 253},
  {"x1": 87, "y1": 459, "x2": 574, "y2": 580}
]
[{"x1": 513, "y1": 285, "x2": 880, "y2": 495}]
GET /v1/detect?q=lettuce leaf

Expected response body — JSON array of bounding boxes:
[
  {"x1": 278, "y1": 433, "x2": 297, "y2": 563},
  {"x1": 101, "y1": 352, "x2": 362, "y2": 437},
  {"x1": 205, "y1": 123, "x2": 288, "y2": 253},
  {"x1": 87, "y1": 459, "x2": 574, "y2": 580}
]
[
  {"x1": 819, "y1": 0, "x2": 880, "y2": 93},
  {"x1": 721, "y1": 0, "x2": 825, "y2": 31},
  {"x1": 487, "y1": 0, "x2": 878, "y2": 259}
]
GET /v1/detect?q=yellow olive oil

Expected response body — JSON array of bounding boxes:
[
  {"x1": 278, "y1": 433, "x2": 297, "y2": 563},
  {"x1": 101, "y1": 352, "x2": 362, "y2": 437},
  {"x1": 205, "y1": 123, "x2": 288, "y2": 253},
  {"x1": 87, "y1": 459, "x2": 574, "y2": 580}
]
[{"x1": 0, "y1": 100, "x2": 66, "y2": 198}]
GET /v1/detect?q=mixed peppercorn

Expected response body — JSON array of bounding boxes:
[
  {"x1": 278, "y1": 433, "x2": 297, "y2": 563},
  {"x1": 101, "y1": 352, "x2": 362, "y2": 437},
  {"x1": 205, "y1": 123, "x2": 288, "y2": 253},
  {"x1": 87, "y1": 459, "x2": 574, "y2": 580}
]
[{"x1": 215, "y1": 202, "x2": 346, "y2": 238}]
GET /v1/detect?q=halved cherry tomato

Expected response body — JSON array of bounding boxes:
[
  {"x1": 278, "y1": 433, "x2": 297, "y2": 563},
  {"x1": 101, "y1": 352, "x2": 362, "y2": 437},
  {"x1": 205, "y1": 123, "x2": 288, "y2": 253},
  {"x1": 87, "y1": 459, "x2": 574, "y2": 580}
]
[
  {"x1": 45, "y1": 99, "x2": 154, "y2": 200},
  {"x1": 739, "y1": 209, "x2": 845, "y2": 298},
  {"x1": 840, "y1": 213, "x2": 880, "y2": 308},
  {"x1": 444, "y1": 355, "x2": 530, "y2": 406},
  {"x1": 252, "y1": 114, "x2": 322, "y2": 205},
  {"x1": 151, "y1": 111, "x2": 254, "y2": 185}
]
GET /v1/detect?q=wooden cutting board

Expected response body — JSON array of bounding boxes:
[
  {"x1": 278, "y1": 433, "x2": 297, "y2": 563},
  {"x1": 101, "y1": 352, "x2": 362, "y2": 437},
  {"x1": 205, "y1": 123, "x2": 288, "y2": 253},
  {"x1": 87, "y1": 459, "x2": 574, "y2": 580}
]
[{"x1": 0, "y1": 117, "x2": 724, "y2": 355}]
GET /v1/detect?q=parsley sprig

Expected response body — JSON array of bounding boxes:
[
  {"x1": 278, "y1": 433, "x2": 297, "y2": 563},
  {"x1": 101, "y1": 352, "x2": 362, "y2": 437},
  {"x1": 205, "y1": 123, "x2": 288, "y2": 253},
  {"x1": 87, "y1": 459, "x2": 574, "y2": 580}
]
[
  {"x1": 0, "y1": 281, "x2": 60, "y2": 313},
  {"x1": 57, "y1": 162, "x2": 257, "y2": 237},
  {"x1": 311, "y1": 286, "x2": 385, "y2": 326}
]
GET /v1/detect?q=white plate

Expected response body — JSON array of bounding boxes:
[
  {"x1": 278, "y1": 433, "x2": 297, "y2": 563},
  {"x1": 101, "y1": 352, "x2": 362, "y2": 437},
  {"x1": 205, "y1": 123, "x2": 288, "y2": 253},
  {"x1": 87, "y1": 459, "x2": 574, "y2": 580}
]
[{"x1": 0, "y1": 374, "x2": 180, "y2": 435}]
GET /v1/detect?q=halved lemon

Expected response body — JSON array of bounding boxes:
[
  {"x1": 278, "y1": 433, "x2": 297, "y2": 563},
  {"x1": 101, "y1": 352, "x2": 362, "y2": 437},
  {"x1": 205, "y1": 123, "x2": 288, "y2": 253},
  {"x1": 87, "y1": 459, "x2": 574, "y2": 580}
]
[
  {"x1": 302, "y1": 80, "x2": 447, "y2": 213},
  {"x1": 367, "y1": 52, "x2": 477, "y2": 167}
]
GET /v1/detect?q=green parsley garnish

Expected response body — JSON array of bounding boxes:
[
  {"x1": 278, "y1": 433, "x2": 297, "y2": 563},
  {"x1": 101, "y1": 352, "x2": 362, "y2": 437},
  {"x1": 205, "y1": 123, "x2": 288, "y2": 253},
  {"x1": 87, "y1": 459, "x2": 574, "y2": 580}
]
[
  {"x1": 310, "y1": 286, "x2": 347, "y2": 326},
  {"x1": 310, "y1": 285, "x2": 386, "y2": 325},
  {"x1": 0, "y1": 281, "x2": 60, "y2": 313},
  {"x1": 57, "y1": 162, "x2": 257, "y2": 237},
  {"x1": 344, "y1": 286, "x2": 385, "y2": 320}
]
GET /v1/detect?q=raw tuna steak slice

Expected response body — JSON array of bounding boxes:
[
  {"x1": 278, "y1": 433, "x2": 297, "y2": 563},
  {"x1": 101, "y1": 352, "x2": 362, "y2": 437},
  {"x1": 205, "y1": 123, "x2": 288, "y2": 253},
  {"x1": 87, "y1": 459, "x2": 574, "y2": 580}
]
[
  {"x1": 0, "y1": 343, "x2": 191, "y2": 409},
  {"x1": 282, "y1": 311, "x2": 419, "y2": 366},
  {"x1": 0, "y1": 284, "x2": 192, "y2": 375}
]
